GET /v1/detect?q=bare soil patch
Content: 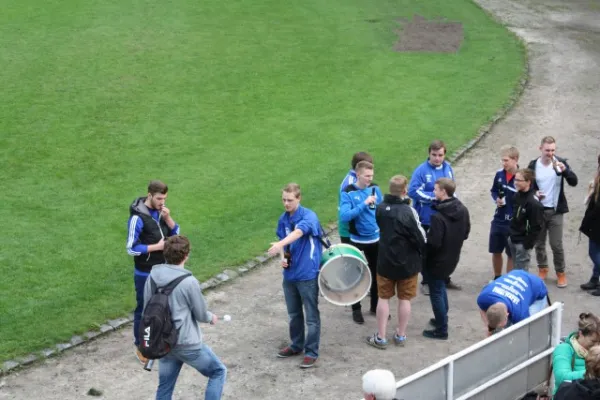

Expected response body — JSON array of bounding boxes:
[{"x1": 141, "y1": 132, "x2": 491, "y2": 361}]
[{"x1": 394, "y1": 15, "x2": 464, "y2": 53}]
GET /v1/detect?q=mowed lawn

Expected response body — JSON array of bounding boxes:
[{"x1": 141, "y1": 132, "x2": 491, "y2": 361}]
[{"x1": 0, "y1": 0, "x2": 524, "y2": 361}]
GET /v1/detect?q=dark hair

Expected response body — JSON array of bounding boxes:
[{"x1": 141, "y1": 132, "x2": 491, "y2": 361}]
[
  {"x1": 516, "y1": 168, "x2": 535, "y2": 183},
  {"x1": 148, "y1": 180, "x2": 168, "y2": 195},
  {"x1": 428, "y1": 140, "x2": 446, "y2": 154},
  {"x1": 164, "y1": 235, "x2": 190, "y2": 265},
  {"x1": 351, "y1": 152, "x2": 373, "y2": 170},
  {"x1": 435, "y1": 178, "x2": 455, "y2": 197}
]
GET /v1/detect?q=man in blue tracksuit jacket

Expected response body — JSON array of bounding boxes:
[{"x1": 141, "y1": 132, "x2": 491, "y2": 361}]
[
  {"x1": 267, "y1": 183, "x2": 323, "y2": 369},
  {"x1": 340, "y1": 160, "x2": 383, "y2": 324},
  {"x1": 408, "y1": 140, "x2": 459, "y2": 292},
  {"x1": 338, "y1": 152, "x2": 373, "y2": 244},
  {"x1": 126, "y1": 180, "x2": 180, "y2": 364},
  {"x1": 489, "y1": 146, "x2": 520, "y2": 280}
]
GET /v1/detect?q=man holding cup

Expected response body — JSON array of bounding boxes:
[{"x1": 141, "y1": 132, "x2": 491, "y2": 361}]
[{"x1": 527, "y1": 136, "x2": 578, "y2": 288}]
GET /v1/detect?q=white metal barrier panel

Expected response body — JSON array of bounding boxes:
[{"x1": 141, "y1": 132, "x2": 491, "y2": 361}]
[{"x1": 369, "y1": 302, "x2": 563, "y2": 400}]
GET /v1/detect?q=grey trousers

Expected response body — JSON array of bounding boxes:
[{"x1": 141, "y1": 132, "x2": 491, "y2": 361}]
[
  {"x1": 535, "y1": 209, "x2": 565, "y2": 273},
  {"x1": 508, "y1": 237, "x2": 531, "y2": 271}
]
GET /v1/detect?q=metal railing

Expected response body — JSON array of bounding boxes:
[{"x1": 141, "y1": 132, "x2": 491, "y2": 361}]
[{"x1": 361, "y1": 302, "x2": 563, "y2": 400}]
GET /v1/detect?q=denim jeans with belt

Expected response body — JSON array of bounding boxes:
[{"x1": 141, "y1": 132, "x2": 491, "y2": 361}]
[
  {"x1": 157, "y1": 344, "x2": 227, "y2": 400},
  {"x1": 283, "y1": 278, "x2": 321, "y2": 359}
]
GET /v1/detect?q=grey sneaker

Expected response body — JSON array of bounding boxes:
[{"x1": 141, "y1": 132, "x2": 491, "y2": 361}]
[
  {"x1": 366, "y1": 334, "x2": 388, "y2": 350},
  {"x1": 393, "y1": 334, "x2": 406, "y2": 346},
  {"x1": 420, "y1": 284, "x2": 430, "y2": 296}
]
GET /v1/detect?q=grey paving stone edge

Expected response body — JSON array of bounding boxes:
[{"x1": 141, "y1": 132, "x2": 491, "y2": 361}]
[
  {"x1": 0, "y1": 225, "x2": 340, "y2": 377},
  {"x1": 0, "y1": 38, "x2": 530, "y2": 376}
]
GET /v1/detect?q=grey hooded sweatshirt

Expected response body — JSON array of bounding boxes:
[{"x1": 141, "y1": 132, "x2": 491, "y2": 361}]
[{"x1": 142, "y1": 264, "x2": 213, "y2": 348}]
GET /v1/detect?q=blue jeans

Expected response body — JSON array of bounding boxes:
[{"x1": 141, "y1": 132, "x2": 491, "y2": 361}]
[
  {"x1": 157, "y1": 344, "x2": 227, "y2": 400},
  {"x1": 590, "y1": 239, "x2": 600, "y2": 279},
  {"x1": 282, "y1": 278, "x2": 321, "y2": 359},
  {"x1": 134, "y1": 271, "x2": 149, "y2": 346},
  {"x1": 428, "y1": 279, "x2": 449, "y2": 334}
]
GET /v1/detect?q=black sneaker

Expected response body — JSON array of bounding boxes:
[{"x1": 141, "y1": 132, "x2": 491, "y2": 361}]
[
  {"x1": 581, "y1": 279, "x2": 600, "y2": 290},
  {"x1": 423, "y1": 329, "x2": 448, "y2": 340},
  {"x1": 277, "y1": 346, "x2": 301, "y2": 358},
  {"x1": 592, "y1": 288, "x2": 600, "y2": 297},
  {"x1": 429, "y1": 318, "x2": 438, "y2": 327},
  {"x1": 353, "y1": 310, "x2": 364, "y2": 324},
  {"x1": 446, "y1": 281, "x2": 462, "y2": 290}
]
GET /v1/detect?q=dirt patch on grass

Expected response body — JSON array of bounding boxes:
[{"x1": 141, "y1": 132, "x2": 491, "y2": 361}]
[{"x1": 394, "y1": 15, "x2": 464, "y2": 53}]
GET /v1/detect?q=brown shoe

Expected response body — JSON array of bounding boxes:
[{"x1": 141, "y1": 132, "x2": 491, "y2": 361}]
[
  {"x1": 446, "y1": 281, "x2": 462, "y2": 291},
  {"x1": 135, "y1": 348, "x2": 148, "y2": 365},
  {"x1": 557, "y1": 272, "x2": 567, "y2": 288},
  {"x1": 299, "y1": 356, "x2": 317, "y2": 368},
  {"x1": 538, "y1": 268, "x2": 549, "y2": 280}
]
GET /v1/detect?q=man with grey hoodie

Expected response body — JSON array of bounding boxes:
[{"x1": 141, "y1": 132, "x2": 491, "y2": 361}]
[{"x1": 143, "y1": 235, "x2": 227, "y2": 400}]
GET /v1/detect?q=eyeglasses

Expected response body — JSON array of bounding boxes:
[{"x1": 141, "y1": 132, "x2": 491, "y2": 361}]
[{"x1": 514, "y1": 178, "x2": 526, "y2": 182}]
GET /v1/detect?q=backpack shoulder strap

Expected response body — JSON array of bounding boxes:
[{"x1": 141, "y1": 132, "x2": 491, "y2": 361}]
[
  {"x1": 160, "y1": 273, "x2": 192, "y2": 296},
  {"x1": 150, "y1": 277, "x2": 158, "y2": 294}
]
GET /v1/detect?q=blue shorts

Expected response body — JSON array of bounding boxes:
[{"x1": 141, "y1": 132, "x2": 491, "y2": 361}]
[{"x1": 489, "y1": 222, "x2": 511, "y2": 256}]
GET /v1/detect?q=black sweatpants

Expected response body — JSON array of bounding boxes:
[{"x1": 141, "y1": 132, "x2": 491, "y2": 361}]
[{"x1": 350, "y1": 241, "x2": 378, "y2": 312}]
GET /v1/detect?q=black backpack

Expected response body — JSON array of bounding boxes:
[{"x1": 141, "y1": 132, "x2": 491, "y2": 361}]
[{"x1": 138, "y1": 273, "x2": 191, "y2": 359}]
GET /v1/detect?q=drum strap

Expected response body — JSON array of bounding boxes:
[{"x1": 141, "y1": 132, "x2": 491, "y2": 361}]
[{"x1": 318, "y1": 224, "x2": 332, "y2": 249}]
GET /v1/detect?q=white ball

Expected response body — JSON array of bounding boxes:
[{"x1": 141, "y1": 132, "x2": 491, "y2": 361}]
[{"x1": 223, "y1": 314, "x2": 231, "y2": 322}]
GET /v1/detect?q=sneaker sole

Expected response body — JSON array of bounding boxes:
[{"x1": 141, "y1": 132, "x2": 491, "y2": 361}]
[
  {"x1": 277, "y1": 353, "x2": 300, "y2": 358},
  {"x1": 366, "y1": 337, "x2": 387, "y2": 350},
  {"x1": 557, "y1": 284, "x2": 568, "y2": 288}
]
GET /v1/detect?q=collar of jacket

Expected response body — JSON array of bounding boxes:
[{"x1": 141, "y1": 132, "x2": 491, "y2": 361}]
[{"x1": 383, "y1": 194, "x2": 411, "y2": 205}]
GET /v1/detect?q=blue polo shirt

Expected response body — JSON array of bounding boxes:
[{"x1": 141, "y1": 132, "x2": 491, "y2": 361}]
[
  {"x1": 276, "y1": 205, "x2": 323, "y2": 282},
  {"x1": 477, "y1": 270, "x2": 548, "y2": 324}
]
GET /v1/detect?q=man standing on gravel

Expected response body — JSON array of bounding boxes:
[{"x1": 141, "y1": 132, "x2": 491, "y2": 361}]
[
  {"x1": 366, "y1": 175, "x2": 426, "y2": 350},
  {"x1": 268, "y1": 183, "x2": 323, "y2": 369},
  {"x1": 126, "y1": 180, "x2": 180, "y2": 364},
  {"x1": 409, "y1": 140, "x2": 461, "y2": 294},
  {"x1": 528, "y1": 136, "x2": 578, "y2": 288}
]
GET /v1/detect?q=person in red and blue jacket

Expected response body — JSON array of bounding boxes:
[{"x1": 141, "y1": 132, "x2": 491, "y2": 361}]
[{"x1": 489, "y1": 146, "x2": 520, "y2": 280}]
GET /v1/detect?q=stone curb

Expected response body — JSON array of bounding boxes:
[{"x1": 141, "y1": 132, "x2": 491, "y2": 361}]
[
  {"x1": 0, "y1": 225, "x2": 339, "y2": 377},
  {"x1": 0, "y1": 22, "x2": 529, "y2": 377}
]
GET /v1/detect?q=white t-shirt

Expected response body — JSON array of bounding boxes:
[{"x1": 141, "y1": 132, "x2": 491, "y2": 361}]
[{"x1": 535, "y1": 159, "x2": 557, "y2": 208}]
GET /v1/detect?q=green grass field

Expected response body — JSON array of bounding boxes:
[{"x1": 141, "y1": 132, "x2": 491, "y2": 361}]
[{"x1": 0, "y1": 0, "x2": 524, "y2": 362}]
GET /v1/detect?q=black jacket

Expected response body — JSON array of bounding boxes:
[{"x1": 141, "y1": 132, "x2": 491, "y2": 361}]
[
  {"x1": 509, "y1": 189, "x2": 544, "y2": 250},
  {"x1": 376, "y1": 195, "x2": 426, "y2": 280},
  {"x1": 580, "y1": 194, "x2": 600, "y2": 244},
  {"x1": 528, "y1": 156, "x2": 578, "y2": 214},
  {"x1": 130, "y1": 197, "x2": 171, "y2": 272},
  {"x1": 424, "y1": 197, "x2": 470, "y2": 280},
  {"x1": 554, "y1": 379, "x2": 600, "y2": 400}
]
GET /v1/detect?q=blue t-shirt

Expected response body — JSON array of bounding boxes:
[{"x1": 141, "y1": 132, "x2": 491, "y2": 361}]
[
  {"x1": 476, "y1": 270, "x2": 548, "y2": 324},
  {"x1": 276, "y1": 205, "x2": 323, "y2": 282}
]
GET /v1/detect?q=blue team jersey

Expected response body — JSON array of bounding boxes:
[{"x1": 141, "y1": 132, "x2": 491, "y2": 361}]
[
  {"x1": 276, "y1": 205, "x2": 323, "y2": 282},
  {"x1": 477, "y1": 270, "x2": 548, "y2": 324},
  {"x1": 408, "y1": 160, "x2": 455, "y2": 226},
  {"x1": 339, "y1": 184, "x2": 382, "y2": 243}
]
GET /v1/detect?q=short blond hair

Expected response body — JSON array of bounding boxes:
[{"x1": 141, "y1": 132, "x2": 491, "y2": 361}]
[
  {"x1": 282, "y1": 183, "x2": 301, "y2": 199},
  {"x1": 389, "y1": 175, "x2": 408, "y2": 196},
  {"x1": 356, "y1": 160, "x2": 374, "y2": 173},
  {"x1": 540, "y1": 136, "x2": 556, "y2": 145},
  {"x1": 500, "y1": 145, "x2": 519, "y2": 161},
  {"x1": 486, "y1": 303, "x2": 508, "y2": 331}
]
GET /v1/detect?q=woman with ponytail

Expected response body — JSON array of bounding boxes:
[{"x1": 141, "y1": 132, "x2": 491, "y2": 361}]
[{"x1": 580, "y1": 155, "x2": 600, "y2": 296}]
